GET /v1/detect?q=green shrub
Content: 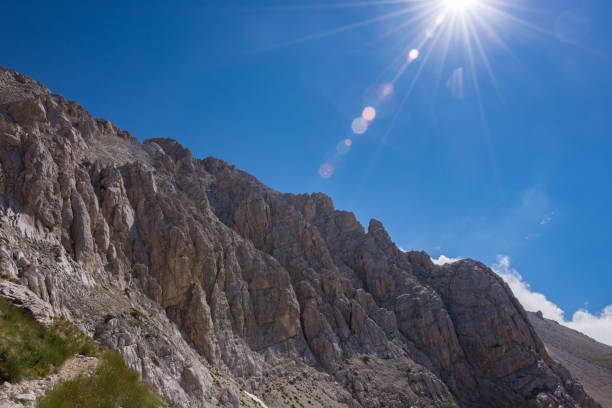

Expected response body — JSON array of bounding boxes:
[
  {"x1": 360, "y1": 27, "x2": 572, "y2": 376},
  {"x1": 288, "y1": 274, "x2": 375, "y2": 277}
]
[
  {"x1": 53, "y1": 318, "x2": 101, "y2": 358},
  {"x1": 38, "y1": 351, "x2": 160, "y2": 408},
  {"x1": 130, "y1": 308, "x2": 145, "y2": 320},
  {"x1": 0, "y1": 297, "x2": 101, "y2": 383},
  {"x1": 0, "y1": 297, "x2": 73, "y2": 382},
  {"x1": 79, "y1": 342, "x2": 96, "y2": 357}
]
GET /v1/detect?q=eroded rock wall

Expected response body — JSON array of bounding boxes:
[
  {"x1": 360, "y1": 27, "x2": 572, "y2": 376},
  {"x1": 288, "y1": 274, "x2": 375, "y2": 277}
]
[{"x1": 0, "y1": 66, "x2": 601, "y2": 408}]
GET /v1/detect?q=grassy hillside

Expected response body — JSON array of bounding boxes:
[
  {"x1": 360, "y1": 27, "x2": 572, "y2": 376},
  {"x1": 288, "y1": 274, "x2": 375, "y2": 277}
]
[
  {"x1": 38, "y1": 352, "x2": 161, "y2": 408},
  {"x1": 0, "y1": 295, "x2": 163, "y2": 407},
  {"x1": 0, "y1": 296, "x2": 99, "y2": 382}
]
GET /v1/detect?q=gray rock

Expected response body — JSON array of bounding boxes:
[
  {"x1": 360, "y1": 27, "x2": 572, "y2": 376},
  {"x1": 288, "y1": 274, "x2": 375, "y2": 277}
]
[
  {"x1": 0, "y1": 132, "x2": 20, "y2": 146},
  {"x1": 13, "y1": 393, "x2": 35, "y2": 402},
  {"x1": 7, "y1": 100, "x2": 46, "y2": 126},
  {"x1": 220, "y1": 387, "x2": 240, "y2": 408},
  {"x1": 0, "y1": 65, "x2": 601, "y2": 408},
  {"x1": 0, "y1": 281, "x2": 54, "y2": 325},
  {"x1": 0, "y1": 247, "x2": 18, "y2": 280}
]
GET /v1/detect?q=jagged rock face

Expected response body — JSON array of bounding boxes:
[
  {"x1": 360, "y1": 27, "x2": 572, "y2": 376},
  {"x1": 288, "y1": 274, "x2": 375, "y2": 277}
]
[{"x1": 0, "y1": 66, "x2": 602, "y2": 408}]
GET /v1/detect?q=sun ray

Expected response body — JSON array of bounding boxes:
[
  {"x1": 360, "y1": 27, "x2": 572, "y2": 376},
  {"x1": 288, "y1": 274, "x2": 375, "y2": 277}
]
[
  {"x1": 187, "y1": 0, "x2": 428, "y2": 14},
  {"x1": 465, "y1": 16, "x2": 504, "y2": 102},
  {"x1": 497, "y1": 5, "x2": 609, "y2": 58},
  {"x1": 254, "y1": 3, "x2": 433, "y2": 53},
  {"x1": 388, "y1": 8, "x2": 451, "y2": 83},
  {"x1": 459, "y1": 9, "x2": 506, "y2": 200},
  {"x1": 482, "y1": 5, "x2": 557, "y2": 38},
  {"x1": 359, "y1": 6, "x2": 438, "y2": 49},
  {"x1": 331, "y1": 4, "x2": 450, "y2": 101},
  {"x1": 242, "y1": 0, "x2": 429, "y2": 12},
  {"x1": 351, "y1": 19, "x2": 450, "y2": 204},
  {"x1": 288, "y1": 0, "x2": 601, "y2": 193},
  {"x1": 427, "y1": 15, "x2": 455, "y2": 122}
]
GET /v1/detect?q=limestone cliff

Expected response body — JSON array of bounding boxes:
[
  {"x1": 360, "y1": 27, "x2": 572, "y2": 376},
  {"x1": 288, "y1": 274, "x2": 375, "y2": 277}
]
[{"x1": 0, "y1": 66, "x2": 602, "y2": 408}]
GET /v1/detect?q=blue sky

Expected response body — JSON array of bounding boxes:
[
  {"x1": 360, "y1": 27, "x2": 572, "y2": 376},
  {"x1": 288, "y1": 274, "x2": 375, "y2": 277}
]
[{"x1": 2, "y1": 0, "x2": 611, "y2": 341}]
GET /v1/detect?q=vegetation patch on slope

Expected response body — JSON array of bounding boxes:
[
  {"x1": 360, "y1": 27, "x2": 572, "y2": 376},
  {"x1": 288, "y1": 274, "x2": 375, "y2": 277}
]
[
  {"x1": 38, "y1": 351, "x2": 160, "y2": 408},
  {"x1": 0, "y1": 296, "x2": 99, "y2": 383}
]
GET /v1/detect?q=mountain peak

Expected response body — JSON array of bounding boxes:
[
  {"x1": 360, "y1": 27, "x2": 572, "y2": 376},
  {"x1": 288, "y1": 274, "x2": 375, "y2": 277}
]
[{"x1": 0, "y1": 68, "x2": 602, "y2": 408}]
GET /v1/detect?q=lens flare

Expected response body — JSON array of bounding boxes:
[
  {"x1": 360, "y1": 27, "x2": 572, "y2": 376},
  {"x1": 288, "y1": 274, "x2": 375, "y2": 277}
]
[
  {"x1": 378, "y1": 83, "x2": 394, "y2": 100},
  {"x1": 351, "y1": 117, "x2": 368, "y2": 134},
  {"x1": 318, "y1": 163, "x2": 334, "y2": 179},
  {"x1": 362, "y1": 106, "x2": 376, "y2": 121},
  {"x1": 282, "y1": 0, "x2": 530, "y2": 194},
  {"x1": 337, "y1": 140, "x2": 351, "y2": 155},
  {"x1": 408, "y1": 49, "x2": 420, "y2": 62}
]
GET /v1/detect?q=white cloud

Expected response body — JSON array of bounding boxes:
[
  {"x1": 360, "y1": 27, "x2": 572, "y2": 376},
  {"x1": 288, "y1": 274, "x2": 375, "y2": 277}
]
[
  {"x1": 565, "y1": 306, "x2": 612, "y2": 345},
  {"x1": 492, "y1": 256, "x2": 565, "y2": 322},
  {"x1": 431, "y1": 255, "x2": 463, "y2": 265},
  {"x1": 492, "y1": 255, "x2": 612, "y2": 347}
]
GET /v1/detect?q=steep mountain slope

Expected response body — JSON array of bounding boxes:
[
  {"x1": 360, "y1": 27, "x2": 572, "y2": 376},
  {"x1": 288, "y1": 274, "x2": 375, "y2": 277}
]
[
  {"x1": 0, "y1": 66, "x2": 601, "y2": 407},
  {"x1": 528, "y1": 312, "x2": 612, "y2": 408}
]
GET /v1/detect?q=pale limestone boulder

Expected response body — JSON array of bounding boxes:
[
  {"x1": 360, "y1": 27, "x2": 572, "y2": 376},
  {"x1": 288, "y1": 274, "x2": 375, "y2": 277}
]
[
  {"x1": 0, "y1": 280, "x2": 54, "y2": 325},
  {"x1": 0, "y1": 247, "x2": 18, "y2": 280}
]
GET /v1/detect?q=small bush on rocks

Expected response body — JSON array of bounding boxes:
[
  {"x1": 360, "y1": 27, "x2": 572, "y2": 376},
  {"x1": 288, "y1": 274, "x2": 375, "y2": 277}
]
[
  {"x1": 0, "y1": 297, "x2": 98, "y2": 382},
  {"x1": 38, "y1": 351, "x2": 160, "y2": 408}
]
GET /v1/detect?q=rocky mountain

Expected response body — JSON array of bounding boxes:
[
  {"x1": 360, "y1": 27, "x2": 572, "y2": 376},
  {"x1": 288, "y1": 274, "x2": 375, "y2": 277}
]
[
  {"x1": 528, "y1": 312, "x2": 612, "y2": 408},
  {"x1": 0, "y1": 66, "x2": 603, "y2": 407}
]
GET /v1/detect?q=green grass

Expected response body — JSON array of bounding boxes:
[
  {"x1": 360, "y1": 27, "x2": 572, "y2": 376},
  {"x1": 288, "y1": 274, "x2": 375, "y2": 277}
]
[
  {"x1": 0, "y1": 296, "x2": 164, "y2": 407},
  {"x1": 38, "y1": 351, "x2": 160, "y2": 408},
  {"x1": 0, "y1": 297, "x2": 100, "y2": 383},
  {"x1": 130, "y1": 308, "x2": 146, "y2": 320}
]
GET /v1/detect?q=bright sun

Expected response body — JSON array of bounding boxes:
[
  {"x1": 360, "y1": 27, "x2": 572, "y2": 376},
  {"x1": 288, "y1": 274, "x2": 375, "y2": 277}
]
[{"x1": 444, "y1": 0, "x2": 479, "y2": 11}]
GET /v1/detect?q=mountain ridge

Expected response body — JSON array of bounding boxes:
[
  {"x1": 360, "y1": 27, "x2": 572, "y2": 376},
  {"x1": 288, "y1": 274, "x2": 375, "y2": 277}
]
[
  {"x1": 528, "y1": 311, "x2": 612, "y2": 408},
  {"x1": 0, "y1": 65, "x2": 603, "y2": 407}
]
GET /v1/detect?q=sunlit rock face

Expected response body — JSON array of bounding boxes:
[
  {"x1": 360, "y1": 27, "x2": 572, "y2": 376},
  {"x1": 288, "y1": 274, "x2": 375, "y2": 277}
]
[{"x1": 0, "y1": 66, "x2": 602, "y2": 408}]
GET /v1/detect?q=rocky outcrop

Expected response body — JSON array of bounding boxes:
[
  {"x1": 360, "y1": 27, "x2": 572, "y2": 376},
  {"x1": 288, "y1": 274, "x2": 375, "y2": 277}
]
[
  {"x1": 0, "y1": 66, "x2": 601, "y2": 408},
  {"x1": 0, "y1": 280, "x2": 54, "y2": 326}
]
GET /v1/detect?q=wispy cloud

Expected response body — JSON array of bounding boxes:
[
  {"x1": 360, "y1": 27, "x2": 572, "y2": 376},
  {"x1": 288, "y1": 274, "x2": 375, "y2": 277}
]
[
  {"x1": 492, "y1": 255, "x2": 612, "y2": 347},
  {"x1": 540, "y1": 211, "x2": 554, "y2": 225},
  {"x1": 431, "y1": 254, "x2": 462, "y2": 265}
]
